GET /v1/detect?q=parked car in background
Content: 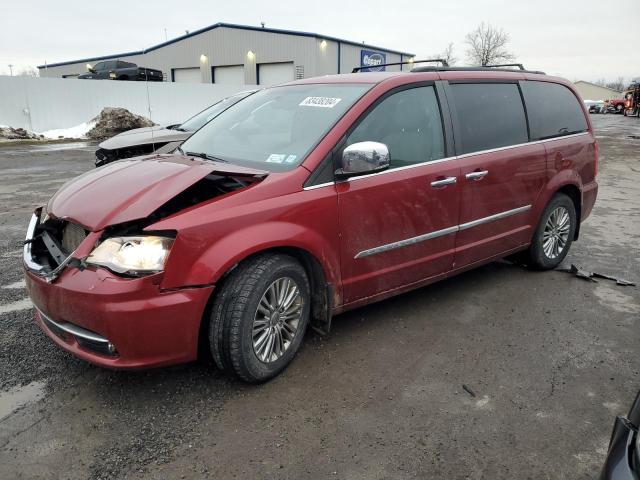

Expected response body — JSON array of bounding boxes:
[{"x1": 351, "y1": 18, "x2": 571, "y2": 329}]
[
  {"x1": 95, "y1": 90, "x2": 256, "y2": 166},
  {"x1": 78, "y1": 60, "x2": 163, "y2": 81},
  {"x1": 23, "y1": 67, "x2": 598, "y2": 382},
  {"x1": 599, "y1": 391, "x2": 640, "y2": 479},
  {"x1": 585, "y1": 100, "x2": 605, "y2": 113},
  {"x1": 602, "y1": 99, "x2": 626, "y2": 114}
]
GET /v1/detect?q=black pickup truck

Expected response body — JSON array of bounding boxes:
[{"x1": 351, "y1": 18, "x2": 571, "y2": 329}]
[{"x1": 78, "y1": 60, "x2": 164, "y2": 81}]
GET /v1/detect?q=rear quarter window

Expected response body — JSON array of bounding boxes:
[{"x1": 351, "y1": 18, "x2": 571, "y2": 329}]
[
  {"x1": 449, "y1": 83, "x2": 529, "y2": 154},
  {"x1": 520, "y1": 81, "x2": 588, "y2": 140}
]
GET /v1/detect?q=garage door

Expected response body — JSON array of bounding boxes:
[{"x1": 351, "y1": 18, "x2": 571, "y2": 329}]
[
  {"x1": 258, "y1": 62, "x2": 294, "y2": 86},
  {"x1": 173, "y1": 68, "x2": 201, "y2": 83},
  {"x1": 213, "y1": 65, "x2": 245, "y2": 85}
]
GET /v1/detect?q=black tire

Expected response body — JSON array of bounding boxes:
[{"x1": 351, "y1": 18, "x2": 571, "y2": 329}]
[
  {"x1": 208, "y1": 253, "x2": 311, "y2": 383},
  {"x1": 527, "y1": 193, "x2": 577, "y2": 270}
]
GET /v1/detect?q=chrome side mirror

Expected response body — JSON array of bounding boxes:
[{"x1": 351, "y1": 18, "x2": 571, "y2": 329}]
[{"x1": 336, "y1": 141, "x2": 390, "y2": 178}]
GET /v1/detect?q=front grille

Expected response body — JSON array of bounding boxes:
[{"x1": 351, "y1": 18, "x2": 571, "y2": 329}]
[
  {"x1": 61, "y1": 222, "x2": 87, "y2": 254},
  {"x1": 28, "y1": 216, "x2": 88, "y2": 272}
]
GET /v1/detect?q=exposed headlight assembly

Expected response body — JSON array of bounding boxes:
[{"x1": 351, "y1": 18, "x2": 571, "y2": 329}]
[{"x1": 85, "y1": 236, "x2": 174, "y2": 275}]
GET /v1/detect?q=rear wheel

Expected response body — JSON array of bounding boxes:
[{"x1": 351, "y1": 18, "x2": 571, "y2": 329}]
[
  {"x1": 526, "y1": 193, "x2": 576, "y2": 270},
  {"x1": 208, "y1": 253, "x2": 310, "y2": 382}
]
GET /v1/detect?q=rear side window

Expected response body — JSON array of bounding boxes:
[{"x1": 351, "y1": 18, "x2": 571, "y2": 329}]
[
  {"x1": 449, "y1": 83, "x2": 528, "y2": 154},
  {"x1": 521, "y1": 81, "x2": 588, "y2": 140}
]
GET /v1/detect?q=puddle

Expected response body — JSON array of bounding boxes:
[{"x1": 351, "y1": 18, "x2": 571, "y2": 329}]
[
  {"x1": 0, "y1": 298, "x2": 33, "y2": 314},
  {"x1": 593, "y1": 284, "x2": 640, "y2": 315},
  {"x1": 0, "y1": 381, "x2": 46, "y2": 420},
  {"x1": 0, "y1": 142, "x2": 93, "y2": 155}
]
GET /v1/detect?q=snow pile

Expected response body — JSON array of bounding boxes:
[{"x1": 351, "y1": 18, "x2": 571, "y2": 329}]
[
  {"x1": 0, "y1": 126, "x2": 44, "y2": 140},
  {"x1": 86, "y1": 107, "x2": 155, "y2": 140},
  {"x1": 1, "y1": 108, "x2": 155, "y2": 142},
  {"x1": 40, "y1": 121, "x2": 96, "y2": 140}
]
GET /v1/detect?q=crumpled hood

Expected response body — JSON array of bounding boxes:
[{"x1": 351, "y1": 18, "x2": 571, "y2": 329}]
[
  {"x1": 98, "y1": 125, "x2": 190, "y2": 150},
  {"x1": 47, "y1": 155, "x2": 267, "y2": 231}
]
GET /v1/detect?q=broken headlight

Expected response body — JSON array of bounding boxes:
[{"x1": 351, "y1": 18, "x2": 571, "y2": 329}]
[{"x1": 85, "y1": 236, "x2": 174, "y2": 275}]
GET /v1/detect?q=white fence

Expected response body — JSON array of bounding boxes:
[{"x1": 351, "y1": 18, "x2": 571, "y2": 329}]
[{"x1": 0, "y1": 76, "x2": 251, "y2": 133}]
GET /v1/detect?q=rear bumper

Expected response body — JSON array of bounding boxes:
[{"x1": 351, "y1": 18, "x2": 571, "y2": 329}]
[
  {"x1": 582, "y1": 180, "x2": 598, "y2": 221},
  {"x1": 25, "y1": 267, "x2": 213, "y2": 370}
]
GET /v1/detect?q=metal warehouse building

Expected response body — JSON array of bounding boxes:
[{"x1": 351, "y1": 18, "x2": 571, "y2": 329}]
[
  {"x1": 38, "y1": 23, "x2": 415, "y2": 85},
  {"x1": 573, "y1": 80, "x2": 622, "y2": 101}
]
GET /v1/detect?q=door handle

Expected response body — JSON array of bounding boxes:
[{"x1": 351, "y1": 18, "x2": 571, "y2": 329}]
[
  {"x1": 430, "y1": 176, "x2": 457, "y2": 188},
  {"x1": 465, "y1": 170, "x2": 488, "y2": 181}
]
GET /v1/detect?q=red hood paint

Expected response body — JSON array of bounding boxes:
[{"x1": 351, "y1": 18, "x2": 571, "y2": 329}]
[{"x1": 47, "y1": 155, "x2": 267, "y2": 231}]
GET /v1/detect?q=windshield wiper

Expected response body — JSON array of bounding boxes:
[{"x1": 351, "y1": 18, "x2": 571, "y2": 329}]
[{"x1": 183, "y1": 151, "x2": 228, "y2": 163}]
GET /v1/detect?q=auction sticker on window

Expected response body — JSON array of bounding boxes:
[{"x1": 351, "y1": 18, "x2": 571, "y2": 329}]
[
  {"x1": 266, "y1": 154, "x2": 286, "y2": 163},
  {"x1": 299, "y1": 97, "x2": 342, "y2": 108}
]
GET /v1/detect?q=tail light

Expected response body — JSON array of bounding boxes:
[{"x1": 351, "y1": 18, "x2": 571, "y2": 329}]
[{"x1": 594, "y1": 140, "x2": 599, "y2": 178}]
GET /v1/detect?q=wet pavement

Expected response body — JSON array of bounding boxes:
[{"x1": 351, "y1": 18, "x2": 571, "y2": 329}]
[{"x1": 0, "y1": 116, "x2": 638, "y2": 479}]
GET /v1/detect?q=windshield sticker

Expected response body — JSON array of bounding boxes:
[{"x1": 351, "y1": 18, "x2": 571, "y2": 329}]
[
  {"x1": 266, "y1": 154, "x2": 286, "y2": 163},
  {"x1": 284, "y1": 155, "x2": 297, "y2": 164},
  {"x1": 299, "y1": 97, "x2": 342, "y2": 108}
]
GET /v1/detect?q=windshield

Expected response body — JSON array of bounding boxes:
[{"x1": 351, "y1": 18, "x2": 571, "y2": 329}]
[
  {"x1": 179, "y1": 91, "x2": 256, "y2": 132},
  {"x1": 179, "y1": 84, "x2": 372, "y2": 171}
]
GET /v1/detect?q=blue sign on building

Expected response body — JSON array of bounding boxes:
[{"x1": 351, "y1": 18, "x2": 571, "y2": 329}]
[{"x1": 360, "y1": 50, "x2": 386, "y2": 72}]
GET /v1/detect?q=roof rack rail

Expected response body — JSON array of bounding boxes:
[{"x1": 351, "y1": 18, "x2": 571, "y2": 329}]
[
  {"x1": 411, "y1": 65, "x2": 546, "y2": 75},
  {"x1": 485, "y1": 63, "x2": 525, "y2": 70},
  {"x1": 352, "y1": 58, "x2": 448, "y2": 73}
]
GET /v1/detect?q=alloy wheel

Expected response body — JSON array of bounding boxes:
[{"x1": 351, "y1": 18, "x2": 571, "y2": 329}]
[
  {"x1": 252, "y1": 277, "x2": 303, "y2": 363},
  {"x1": 542, "y1": 206, "x2": 571, "y2": 259}
]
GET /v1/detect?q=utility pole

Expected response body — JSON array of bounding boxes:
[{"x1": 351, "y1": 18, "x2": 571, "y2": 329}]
[
  {"x1": 164, "y1": 28, "x2": 168, "y2": 41},
  {"x1": 8, "y1": 64, "x2": 13, "y2": 76}
]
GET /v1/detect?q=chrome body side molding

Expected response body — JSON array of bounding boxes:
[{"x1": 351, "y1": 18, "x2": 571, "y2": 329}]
[{"x1": 354, "y1": 205, "x2": 531, "y2": 259}]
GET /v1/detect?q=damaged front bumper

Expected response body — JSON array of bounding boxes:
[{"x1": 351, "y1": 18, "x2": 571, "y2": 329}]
[
  {"x1": 26, "y1": 267, "x2": 213, "y2": 369},
  {"x1": 23, "y1": 207, "x2": 214, "y2": 369}
]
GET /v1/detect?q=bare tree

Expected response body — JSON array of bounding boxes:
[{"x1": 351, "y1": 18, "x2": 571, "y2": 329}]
[
  {"x1": 18, "y1": 66, "x2": 39, "y2": 77},
  {"x1": 441, "y1": 42, "x2": 457, "y2": 66},
  {"x1": 465, "y1": 23, "x2": 515, "y2": 66},
  {"x1": 606, "y1": 77, "x2": 625, "y2": 92}
]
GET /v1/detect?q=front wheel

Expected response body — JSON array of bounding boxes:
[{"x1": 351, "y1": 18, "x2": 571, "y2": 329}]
[
  {"x1": 208, "y1": 254, "x2": 310, "y2": 383},
  {"x1": 526, "y1": 193, "x2": 577, "y2": 270}
]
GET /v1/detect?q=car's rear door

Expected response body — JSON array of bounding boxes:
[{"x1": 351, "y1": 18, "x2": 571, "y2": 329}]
[
  {"x1": 336, "y1": 83, "x2": 461, "y2": 305},
  {"x1": 445, "y1": 81, "x2": 547, "y2": 268}
]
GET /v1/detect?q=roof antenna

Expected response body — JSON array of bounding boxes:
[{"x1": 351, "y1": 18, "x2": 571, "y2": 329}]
[{"x1": 261, "y1": 22, "x2": 265, "y2": 28}]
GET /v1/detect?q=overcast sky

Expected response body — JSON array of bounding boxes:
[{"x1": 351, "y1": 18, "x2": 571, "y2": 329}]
[{"x1": 0, "y1": 0, "x2": 635, "y2": 82}]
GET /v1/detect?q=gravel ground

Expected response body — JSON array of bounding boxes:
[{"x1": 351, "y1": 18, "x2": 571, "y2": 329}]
[{"x1": 0, "y1": 115, "x2": 638, "y2": 479}]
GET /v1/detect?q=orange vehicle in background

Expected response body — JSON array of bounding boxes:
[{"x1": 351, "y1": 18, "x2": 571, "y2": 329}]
[{"x1": 623, "y1": 80, "x2": 639, "y2": 117}]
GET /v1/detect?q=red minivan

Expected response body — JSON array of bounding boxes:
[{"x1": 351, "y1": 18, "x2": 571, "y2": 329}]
[{"x1": 24, "y1": 67, "x2": 598, "y2": 382}]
